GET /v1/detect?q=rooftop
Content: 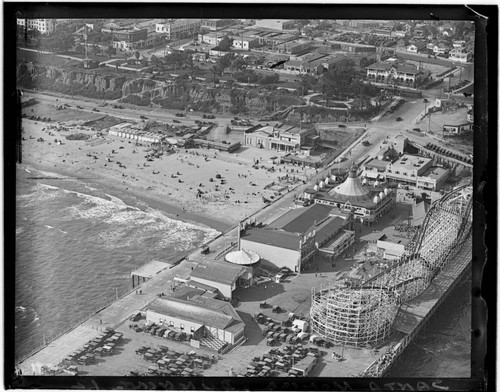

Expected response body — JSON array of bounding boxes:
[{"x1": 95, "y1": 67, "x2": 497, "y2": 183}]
[
  {"x1": 378, "y1": 231, "x2": 410, "y2": 246},
  {"x1": 292, "y1": 355, "x2": 317, "y2": 372},
  {"x1": 328, "y1": 166, "x2": 374, "y2": 203},
  {"x1": 241, "y1": 227, "x2": 303, "y2": 251},
  {"x1": 190, "y1": 261, "x2": 248, "y2": 286},
  {"x1": 390, "y1": 154, "x2": 431, "y2": 172},
  {"x1": 267, "y1": 204, "x2": 335, "y2": 234},
  {"x1": 364, "y1": 158, "x2": 391, "y2": 171},
  {"x1": 366, "y1": 61, "x2": 420, "y2": 75},
  {"x1": 419, "y1": 166, "x2": 449, "y2": 180},
  {"x1": 147, "y1": 296, "x2": 236, "y2": 330},
  {"x1": 315, "y1": 216, "x2": 347, "y2": 246}
]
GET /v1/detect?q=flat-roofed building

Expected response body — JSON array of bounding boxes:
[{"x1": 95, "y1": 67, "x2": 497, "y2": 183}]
[
  {"x1": 384, "y1": 154, "x2": 433, "y2": 187},
  {"x1": 254, "y1": 19, "x2": 295, "y2": 31},
  {"x1": 291, "y1": 355, "x2": 318, "y2": 376},
  {"x1": 17, "y1": 19, "x2": 56, "y2": 34},
  {"x1": 416, "y1": 166, "x2": 450, "y2": 191},
  {"x1": 201, "y1": 19, "x2": 236, "y2": 31},
  {"x1": 112, "y1": 27, "x2": 149, "y2": 51},
  {"x1": 330, "y1": 41, "x2": 377, "y2": 53},
  {"x1": 243, "y1": 124, "x2": 314, "y2": 152},
  {"x1": 198, "y1": 32, "x2": 222, "y2": 46},
  {"x1": 231, "y1": 36, "x2": 259, "y2": 50},
  {"x1": 376, "y1": 231, "x2": 409, "y2": 260},
  {"x1": 155, "y1": 19, "x2": 201, "y2": 40}
]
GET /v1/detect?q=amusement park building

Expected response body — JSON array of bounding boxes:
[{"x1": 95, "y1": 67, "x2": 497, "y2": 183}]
[{"x1": 313, "y1": 166, "x2": 395, "y2": 225}]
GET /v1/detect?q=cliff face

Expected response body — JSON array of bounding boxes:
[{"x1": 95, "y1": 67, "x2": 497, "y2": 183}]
[
  {"x1": 19, "y1": 64, "x2": 127, "y2": 93},
  {"x1": 17, "y1": 63, "x2": 306, "y2": 116}
]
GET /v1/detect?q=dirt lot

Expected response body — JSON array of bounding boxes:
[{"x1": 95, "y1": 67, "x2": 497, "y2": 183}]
[
  {"x1": 18, "y1": 48, "x2": 81, "y2": 67},
  {"x1": 405, "y1": 60, "x2": 451, "y2": 77},
  {"x1": 23, "y1": 102, "x2": 103, "y2": 122}
]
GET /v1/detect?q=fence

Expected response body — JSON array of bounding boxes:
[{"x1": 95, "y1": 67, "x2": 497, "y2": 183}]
[{"x1": 15, "y1": 284, "x2": 134, "y2": 365}]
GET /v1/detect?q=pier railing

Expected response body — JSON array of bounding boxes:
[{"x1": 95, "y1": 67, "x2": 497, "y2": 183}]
[{"x1": 15, "y1": 287, "x2": 131, "y2": 365}]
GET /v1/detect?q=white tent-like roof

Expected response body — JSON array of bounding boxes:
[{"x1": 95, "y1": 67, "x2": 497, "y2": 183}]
[
  {"x1": 225, "y1": 249, "x2": 260, "y2": 265},
  {"x1": 328, "y1": 165, "x2": 374, "y2": 203}
]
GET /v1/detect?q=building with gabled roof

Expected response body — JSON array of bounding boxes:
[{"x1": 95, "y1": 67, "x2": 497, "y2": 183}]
[
  {"x1": 146, "y1": 295, "x2": 245, "y2": 347},
  {"x1": 366, "y1": 61, "x2": 423, "y2": 87},
  {"x1": 190, "y1": 261, "x2": 253, "y2": 299}
]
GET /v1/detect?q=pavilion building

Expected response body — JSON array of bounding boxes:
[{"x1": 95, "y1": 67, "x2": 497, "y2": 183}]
[{"x1": 313, "y1": 165, "x2": 395, "y2": 225}]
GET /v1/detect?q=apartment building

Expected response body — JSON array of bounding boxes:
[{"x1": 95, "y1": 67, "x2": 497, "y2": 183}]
[
  {"x1": 17, "y1": 19, "x2": 56, "y2": 34},
  {"x1": 155, "y1": 19, "x2": 201, "y2": 40}
]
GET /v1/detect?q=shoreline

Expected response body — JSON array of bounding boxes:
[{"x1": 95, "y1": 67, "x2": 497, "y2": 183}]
[{"x1": 18, "y1": 159, "x2": 233, "y2": 234}]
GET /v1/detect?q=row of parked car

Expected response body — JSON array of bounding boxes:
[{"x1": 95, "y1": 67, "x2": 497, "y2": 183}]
[{"x1": 130, "y1": 322, "x2": 193, "y2": 342}]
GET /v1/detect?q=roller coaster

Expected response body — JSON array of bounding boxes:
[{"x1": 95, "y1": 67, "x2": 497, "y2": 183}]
[{"x1": 310, "y1": 184, "x2": 473, "y2": 347}]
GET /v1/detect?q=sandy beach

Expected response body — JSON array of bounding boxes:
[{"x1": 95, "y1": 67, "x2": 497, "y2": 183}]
[{"x1": 20, "y1": 118, "x2": 316, "y2": 231}]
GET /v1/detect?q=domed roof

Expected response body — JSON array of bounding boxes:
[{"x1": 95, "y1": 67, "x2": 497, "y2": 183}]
[
  {"x1": 328, "y1": 165, "x2": 373, "y2": 203},
  {"x1": 225, "y1": 249, "x2": 260, "y2": 265}
]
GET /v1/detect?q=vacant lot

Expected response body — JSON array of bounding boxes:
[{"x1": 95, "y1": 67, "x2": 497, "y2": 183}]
[
  {"x1": 405, "y1": 60, "x2": 450, "y2": 77},
  {"x1": 22, "y1": 102, "x2": 103, "y2": 122},
  {"x1": 17, "y1": 48, "x2": 80, "y2": 67}
]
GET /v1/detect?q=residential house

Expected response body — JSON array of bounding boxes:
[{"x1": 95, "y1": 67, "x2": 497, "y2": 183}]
[
  {"x1": 406, "y1": 41, "x2": 426, "y2": 53},
  {"x1": 452, "y1": 40, "x2": 466, "y2": 48},
  {"x1": 449, "y1": 48, "x2": 472, "y2": 63},
  {"x1": 431, "y1": 42, "x2": 449, "y2": 55}
]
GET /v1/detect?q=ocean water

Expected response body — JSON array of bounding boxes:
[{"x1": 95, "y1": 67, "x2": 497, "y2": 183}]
[
  {"x1": 386, "y1": 278, "x2": 472, "y2": 377},
  {"x1": 15, "y1": 166, "x2": 219, "y2": 361}
]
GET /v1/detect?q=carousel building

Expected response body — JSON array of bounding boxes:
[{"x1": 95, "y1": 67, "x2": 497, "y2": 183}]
[{"x1": 312, "y1": 165, "x2": 395, "y2": 225}]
